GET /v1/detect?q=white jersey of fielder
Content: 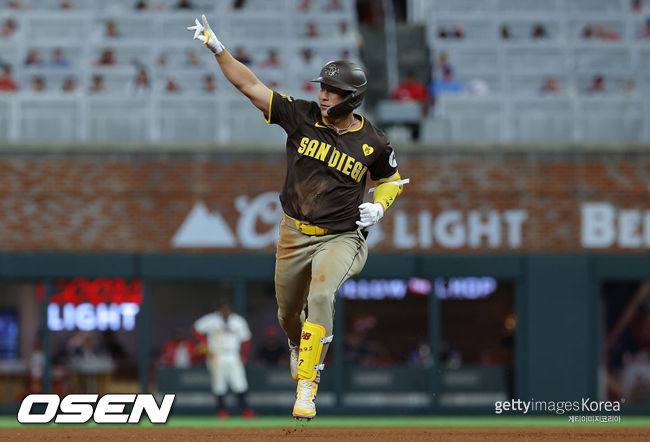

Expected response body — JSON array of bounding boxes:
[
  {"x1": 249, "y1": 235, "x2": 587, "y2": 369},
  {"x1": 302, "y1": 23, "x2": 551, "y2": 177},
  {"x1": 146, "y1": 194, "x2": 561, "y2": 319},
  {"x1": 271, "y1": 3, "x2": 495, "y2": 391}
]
[
  {"x1": 194, "y1": 312, "x2": 251, "y2": 360},
  {"x1": 194, "y1": 311, "x2": 252, "y2": 395}
]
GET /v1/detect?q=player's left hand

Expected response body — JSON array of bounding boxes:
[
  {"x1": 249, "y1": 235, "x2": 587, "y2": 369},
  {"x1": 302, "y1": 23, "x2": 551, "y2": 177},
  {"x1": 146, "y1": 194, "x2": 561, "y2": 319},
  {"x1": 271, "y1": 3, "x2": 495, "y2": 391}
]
[
  {"x1": 186, "y1": 14, "x2": 224, "y2": 54},
  {"x1": 356, "y1": 202, "x2": 384, "y2": 228}
]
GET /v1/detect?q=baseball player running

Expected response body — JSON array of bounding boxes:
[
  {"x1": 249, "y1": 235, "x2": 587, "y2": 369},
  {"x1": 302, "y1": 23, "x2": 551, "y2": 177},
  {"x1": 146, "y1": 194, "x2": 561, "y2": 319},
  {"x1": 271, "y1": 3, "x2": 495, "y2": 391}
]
[
  {"x1": 188, "y1": 15, "x2": 405, "y2": 420},
  {"x1": 194, "y1": 302, "x2": 254, "y2": 418}
]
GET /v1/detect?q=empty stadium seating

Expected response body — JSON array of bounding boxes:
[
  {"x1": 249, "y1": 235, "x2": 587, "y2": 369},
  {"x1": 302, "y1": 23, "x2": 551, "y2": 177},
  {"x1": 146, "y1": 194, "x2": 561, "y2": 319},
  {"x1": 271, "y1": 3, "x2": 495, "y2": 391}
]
[
  {"x1": 0, "y1": 0, "x2": 360, "y2": 145},
  {"x1": 1, "y1": 0, "x2": 649, "y2": 145},
  {"x1": 422, "y1": 0, "x2": 650, "y2": 144}
]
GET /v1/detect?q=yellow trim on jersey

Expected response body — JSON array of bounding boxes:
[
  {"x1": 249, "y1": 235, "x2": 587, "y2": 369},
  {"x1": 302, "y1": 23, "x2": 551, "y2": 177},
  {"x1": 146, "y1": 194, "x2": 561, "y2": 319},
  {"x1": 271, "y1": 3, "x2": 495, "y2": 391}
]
[
  {"x1": 346, "y1": 114, "x2": 364, "y2": 133},
  {"x1": 377, "y1": 170, "x2": 401, "y2": 184},
  {"x1": 263, "y1": 91, "x2": 274, "y2": 124},
  {"x1": 315, "y1": 114, "x2": 365, "y2": 134}
]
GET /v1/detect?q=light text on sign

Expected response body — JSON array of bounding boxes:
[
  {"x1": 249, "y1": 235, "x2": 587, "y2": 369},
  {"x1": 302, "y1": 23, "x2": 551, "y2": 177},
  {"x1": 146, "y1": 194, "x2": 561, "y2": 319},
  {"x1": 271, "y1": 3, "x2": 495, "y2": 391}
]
[{"x1": 42, "y1": 278, "x2": 143, "y2": 331}]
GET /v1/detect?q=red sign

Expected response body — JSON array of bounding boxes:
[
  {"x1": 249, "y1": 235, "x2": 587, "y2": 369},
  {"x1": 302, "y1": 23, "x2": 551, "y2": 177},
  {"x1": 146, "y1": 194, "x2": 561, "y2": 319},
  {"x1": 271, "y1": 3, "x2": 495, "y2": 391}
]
[{"x1": 37, "y1": 278, "x2": 143, "y2": 306}]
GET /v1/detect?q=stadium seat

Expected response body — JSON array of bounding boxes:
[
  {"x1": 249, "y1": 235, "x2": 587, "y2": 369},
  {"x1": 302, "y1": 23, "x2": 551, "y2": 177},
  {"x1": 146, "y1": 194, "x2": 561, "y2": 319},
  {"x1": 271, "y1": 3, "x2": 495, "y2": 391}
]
[
  {"x1": 18, "y1": 97, "x2": 81, "y2": 142},
  {"x1": 577, "y1": 98, "x2": 644, "y2": 143},
  {"x1": 435, "y1": 96, "x2": 504, "y2": 143},
  {"x1": 511, "y1": 98, "x2": 574, "y2": 143},
  {"x1": 88, "y1": 97, "x2": 150, "y2": 142},
  {"x1": 0, "y1": 99, "x2": 11, "y2": 142},
  {"x1": 157, "y1": 96, "x2": 219, "y2": 143}
]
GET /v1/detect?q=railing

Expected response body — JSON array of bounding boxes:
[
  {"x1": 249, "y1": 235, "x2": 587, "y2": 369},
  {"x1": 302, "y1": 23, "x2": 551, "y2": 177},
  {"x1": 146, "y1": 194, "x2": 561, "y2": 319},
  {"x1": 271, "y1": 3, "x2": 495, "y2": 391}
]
[{"x1": 424, "y1": 95, "x2": 650, "y2": 145}]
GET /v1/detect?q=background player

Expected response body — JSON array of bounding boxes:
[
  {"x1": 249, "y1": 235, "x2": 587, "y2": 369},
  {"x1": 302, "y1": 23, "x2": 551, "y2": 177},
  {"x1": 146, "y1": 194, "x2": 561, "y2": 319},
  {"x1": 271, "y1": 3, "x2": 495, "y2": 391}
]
[
  {"x1": 194, "y1": 301, "x2": 254, "y2": 418},
  {"x1": 188, "y1": 14, "x2": 404, "y2": 420}
]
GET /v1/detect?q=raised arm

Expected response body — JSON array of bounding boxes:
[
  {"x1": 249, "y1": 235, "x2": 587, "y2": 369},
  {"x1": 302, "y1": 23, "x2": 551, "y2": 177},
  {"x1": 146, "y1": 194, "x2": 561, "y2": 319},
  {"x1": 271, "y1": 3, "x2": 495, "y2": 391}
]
[{"x1": 187, "y1": 14, "x2": 272, "y2": 115}]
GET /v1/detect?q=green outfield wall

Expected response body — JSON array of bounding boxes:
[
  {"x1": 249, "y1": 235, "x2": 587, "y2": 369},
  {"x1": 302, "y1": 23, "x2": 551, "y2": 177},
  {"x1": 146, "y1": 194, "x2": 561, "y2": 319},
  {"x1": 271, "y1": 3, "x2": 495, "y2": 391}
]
[{"x1": 1, "y1": 252, "x2": 648, "y2": 415}]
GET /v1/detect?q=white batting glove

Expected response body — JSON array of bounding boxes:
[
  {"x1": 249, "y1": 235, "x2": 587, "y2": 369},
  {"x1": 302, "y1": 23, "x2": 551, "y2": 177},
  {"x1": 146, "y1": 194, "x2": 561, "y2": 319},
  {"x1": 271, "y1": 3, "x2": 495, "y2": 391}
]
[
  {"x1": 186, "y1": 14, "x2": 224, "y2": 54},
  {"x1": 356, "y1": 202, "x2": 384, "y2": 229}
]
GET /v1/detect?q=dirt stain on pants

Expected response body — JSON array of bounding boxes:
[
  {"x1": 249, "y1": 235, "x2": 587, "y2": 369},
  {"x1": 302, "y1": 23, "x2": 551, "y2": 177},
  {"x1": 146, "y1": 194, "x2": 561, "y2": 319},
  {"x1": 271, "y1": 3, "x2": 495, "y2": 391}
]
[{"x1": 274, "y1": 215, "x2": 368, "y2": 372}]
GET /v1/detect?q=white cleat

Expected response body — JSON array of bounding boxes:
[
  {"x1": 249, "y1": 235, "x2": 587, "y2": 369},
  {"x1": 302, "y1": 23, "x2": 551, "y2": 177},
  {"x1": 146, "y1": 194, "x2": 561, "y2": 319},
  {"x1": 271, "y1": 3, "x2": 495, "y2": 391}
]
[{"x1": 292, "y1": 379, "x2": 318, "y2": 420}]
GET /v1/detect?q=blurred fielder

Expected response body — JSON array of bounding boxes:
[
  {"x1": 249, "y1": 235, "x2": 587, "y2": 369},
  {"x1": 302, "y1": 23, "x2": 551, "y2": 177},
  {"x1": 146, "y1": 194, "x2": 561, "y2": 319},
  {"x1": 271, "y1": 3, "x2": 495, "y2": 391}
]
[
  {"x1": 188, "y1": 14, "x2": 405, "y2": 420},
  {"x1": 194, "y1": 302, "x2": 254, "y2": 418}
]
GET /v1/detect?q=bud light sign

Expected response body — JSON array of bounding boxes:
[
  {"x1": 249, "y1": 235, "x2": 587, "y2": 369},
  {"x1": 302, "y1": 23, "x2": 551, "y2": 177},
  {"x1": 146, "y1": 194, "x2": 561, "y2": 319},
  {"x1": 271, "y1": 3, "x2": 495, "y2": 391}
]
[{"x1": 41, "y1": 278, "x2": 143, "y2": 332}]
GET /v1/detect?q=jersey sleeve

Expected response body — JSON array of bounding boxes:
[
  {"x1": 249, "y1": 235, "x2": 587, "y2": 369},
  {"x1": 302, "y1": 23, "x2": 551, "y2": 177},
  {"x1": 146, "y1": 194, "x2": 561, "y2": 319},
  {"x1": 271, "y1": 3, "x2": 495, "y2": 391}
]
[
  {"x1": 194, "y1": 314, "x2": 215, "y2": 334},
  {"x1": 264, "y1": 91, "x2": 312, "y2": 135},
  {"x1": 370, "y1": 139, "x2": 399, "y2": 181},
  {"x1": 234, "y1": 315, "x2": 252, "y2": 342}
]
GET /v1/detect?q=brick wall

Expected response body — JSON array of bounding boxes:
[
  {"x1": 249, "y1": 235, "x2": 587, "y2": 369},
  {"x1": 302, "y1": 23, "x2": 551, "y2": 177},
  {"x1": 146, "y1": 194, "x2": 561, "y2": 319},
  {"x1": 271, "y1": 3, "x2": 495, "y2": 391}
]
[{"x1": 1, "y1": 150, "x2": 648, "y2": 253}]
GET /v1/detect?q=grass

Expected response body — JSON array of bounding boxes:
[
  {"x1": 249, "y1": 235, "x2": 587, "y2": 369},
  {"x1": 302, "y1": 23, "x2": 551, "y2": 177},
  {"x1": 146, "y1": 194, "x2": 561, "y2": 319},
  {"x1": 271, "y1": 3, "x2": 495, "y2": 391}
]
[{"x1": 1, "y1": 415, "x2": 650, "y2": 429}]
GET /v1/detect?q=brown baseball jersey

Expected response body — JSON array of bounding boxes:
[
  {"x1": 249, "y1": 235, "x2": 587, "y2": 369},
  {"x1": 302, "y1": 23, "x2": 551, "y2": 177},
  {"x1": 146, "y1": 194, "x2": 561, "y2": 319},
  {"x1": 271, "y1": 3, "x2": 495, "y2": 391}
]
[{"x1": 265, "y1": 91, "x2": 399, "y2": 232}]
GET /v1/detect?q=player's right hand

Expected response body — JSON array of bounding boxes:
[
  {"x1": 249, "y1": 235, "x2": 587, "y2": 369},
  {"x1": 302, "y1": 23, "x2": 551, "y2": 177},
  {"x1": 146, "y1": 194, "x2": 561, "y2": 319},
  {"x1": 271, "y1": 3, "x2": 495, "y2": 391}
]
[{"x1": 187, "y1": 14, "x2": 224, "y2": 54}]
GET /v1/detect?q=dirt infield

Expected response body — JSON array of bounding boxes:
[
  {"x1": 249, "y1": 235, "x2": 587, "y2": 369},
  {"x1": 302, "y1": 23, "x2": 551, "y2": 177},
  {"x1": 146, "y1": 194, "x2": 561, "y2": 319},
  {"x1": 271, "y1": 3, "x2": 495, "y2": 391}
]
[{"x1": 2, "y1": 427, "x2": 650, "y2": 441}]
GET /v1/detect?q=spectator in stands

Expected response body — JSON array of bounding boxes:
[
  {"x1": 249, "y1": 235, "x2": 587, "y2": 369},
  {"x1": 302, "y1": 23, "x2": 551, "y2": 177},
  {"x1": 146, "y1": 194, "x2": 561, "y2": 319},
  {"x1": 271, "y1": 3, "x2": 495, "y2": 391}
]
[
  {"x1": 305, "y1": 21, "x2": 320, "y2": 38},
  {"x1": 531, "y1": 23, "x2": 548, "y2": 39},
  {"x1": 356, "y1": 0, "x2": 383, "y2": 25},
  {"x1": 158, "y1": 330, "x2": 196, "y2": 368},
  {"x1": 105, "y1": 20, "x2": 119, "y2": 38},
  {"x1": 0, "y1": 65, "x2": 18, "y2": 92},
  {"x1": 186, "y1": 49, "x2": 200, "y2": 66},
  {"x1": 233, "y1": 47, "x2": 251, "y2": 66},
  {"x1": 637, "y1": 18, "x2": 650, "y2": 39},
  {"x1": 299, "y1": 48, "x2": 319, "y2": 72},
  {"x1": 467, "y1": 78, "x2": 489, "y2": 96},
  {"x1": 176, "y1": 0, "x2": 194, "y2": 9},
  {"x1": 594, "y1": 24, "x2": 620, "y2": 41},
  {"x1": 299, "y1": 0, "x2": 312, "y2": 12},
  {"x1": 430, "y1": 66, "x2": 463, "y2": 98},
  {"x1": 258, "y1": 49, "x2": 282, "y2": 68},
  {"x1": 128, "y1": 66, "x2": 150, "y2": 94},
  {"x1": 1, "y1": 18, "x2": 17, "y2": 38},
  {"x1": 436, "y1": 51, "x2": 452, "y2": 76},
  {"x1": 25, "y1": 49, "x2": 44, "y2": 66},
  {"x1": 606, "y1": 296, "x2": 650, "y2": 403},
  {"x1": 135, "y1": 0, "x2": 148, "y2": 10},
  {"x1": 7, "y1": 1, "x2": 21, "y2": 9},
  {"x1": 408, "y1": 338, "x2": 433, "y2": 369},
  {"x1": 540, "y1": 76, "x2": 561, "y2": 95},
  {"x1": 390, "y1": 71, "x2": 429, "y2": 140},
  {"x1": 328, "y1": 0, "x2": 343, "y2": 10},
  {"x1": 621, "y1": 79, "x2": 636, "y2": 94},
  {"x1": 89, "y1": 74, "x2": 106, "y2": 93},
  {"x1": 391, "y1": 71, "x2": 428, "y2": 103},
  {"x1": 584, "y1": 24, "x2": 620, "y2": 41},
  {"x1": 62, "y1": 76, "x2": 76, "y2": 93},
  {"x1": 203, "y1": 74, "x2": 216, "y2": 93},
  {"x1": 60, "y1": 1, "x2": 72, "y2": 9},
  {"x1": 30, "y1": 76, "x2": 45, "y2": 93},
  {"x1": 631, "y1": 0, "x2": 643, "y2": 13},
  {"x1": 50, "y1": 48, "x2": 71, "y2": 68},
  {"x1": 96, "y1": 48, "x2": 116, "y2": 66},
  {"x1": 337, "y1": 20, "x2": 364, "y2": 50},
  {"x1": 255, "y1": 325, "x2": 286, "y2": 366},
  {"x1": 232, "y1": 0, "x2": 246, "y2": 9},
  {"x1": 165, "y1": 79, "x2": 180, "y2": 93},
  {"x1": 438, "y1": 24, "x2": 465, "y2": 40},
  {"x1": 500, "y1": 24, "x2": 511, "y2": 40},
  {"x1": 588, "y1": 75, "x2": 605, "y2": 94},
  {"x1": 452, "y1": 24, "x2": 465, "y2": 39},
  {"x1": 157, "y1": 53, "x2": 167, "y2": 67}
]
